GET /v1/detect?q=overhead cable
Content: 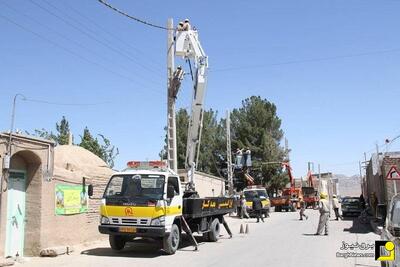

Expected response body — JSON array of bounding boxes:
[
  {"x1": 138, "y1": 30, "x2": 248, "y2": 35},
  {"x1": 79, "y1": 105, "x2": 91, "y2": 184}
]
[
  {"x1": 96, "y1": 0, "x2": 173, "y2": 30},
  {"x1": 0, "y1": 13, "x2": 163, "y2": 96}
]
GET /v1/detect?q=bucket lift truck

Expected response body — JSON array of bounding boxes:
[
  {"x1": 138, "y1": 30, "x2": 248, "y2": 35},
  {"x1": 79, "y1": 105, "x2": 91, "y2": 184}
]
[{"x1": 97, "y1": 19, "x2": 235, "y2": 255}]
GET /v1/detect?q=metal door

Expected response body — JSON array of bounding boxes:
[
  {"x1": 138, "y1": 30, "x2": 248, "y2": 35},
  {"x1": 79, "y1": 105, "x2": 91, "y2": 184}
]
[{"x1": 5, "y1": 171, "x2": 26, "y2": 257}]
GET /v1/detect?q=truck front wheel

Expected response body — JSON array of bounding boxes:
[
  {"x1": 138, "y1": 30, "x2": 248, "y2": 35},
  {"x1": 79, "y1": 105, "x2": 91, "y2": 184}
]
[
  {"x1": 208, "y1": 218, "x2": 220, "y2": 242},
  {"x1": 109, "y1": 235, "x2": 126, "y2": 251},
  {"x1": 163, "y1": 224, "x2": 180, "y2": 255}
]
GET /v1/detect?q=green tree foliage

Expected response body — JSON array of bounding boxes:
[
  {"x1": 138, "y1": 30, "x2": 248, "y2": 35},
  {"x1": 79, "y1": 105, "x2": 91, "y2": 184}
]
[
  {"x1": 163, "y1": 96, "x2": 288, "y2": 191},
  {"x1": 28, "y1": 117, "x2": 118, "y2": 168},
  {"x1": 230, "y1": 96, "x2": 287, "y2": 192},
  {"x1": 170, "y1": 108, "x2": 224, "y2": 176},
  {"x1": 176, "y1": 109, "x2": 189, "y2": 169},
  {"x1": 98, "y1": 134, "x2": 119, "y2": 169},
  {"x1": 79, "y1": 128, "x2": 119, "y2": 168},
  {"x1": 27, "y1": 128, "x2": 57, "y2": 142},
  {"x1": 56, "y1": 116, "x2": 70, "y2": 145}
]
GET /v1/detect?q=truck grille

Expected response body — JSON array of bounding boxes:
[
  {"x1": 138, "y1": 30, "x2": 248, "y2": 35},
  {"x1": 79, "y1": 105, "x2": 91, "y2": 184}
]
[
  {"x1": 110, "y1": 217, "x2": 150, "y2": 226},
  {"x1": 393, "y1": 227, "x2": 400, "y2": 237}
]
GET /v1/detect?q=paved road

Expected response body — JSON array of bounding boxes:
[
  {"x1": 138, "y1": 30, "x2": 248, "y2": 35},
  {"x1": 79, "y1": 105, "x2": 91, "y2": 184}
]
[{"x1": 23, "y1": 209, "x2": 379, "y2": 267}]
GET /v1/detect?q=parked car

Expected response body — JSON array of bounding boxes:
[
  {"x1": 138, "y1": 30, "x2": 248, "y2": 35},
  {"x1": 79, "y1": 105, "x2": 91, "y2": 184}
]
[
  {"x1": 341, "y1": 197, "x2": 362, "y2": 217},
  {"x1": 380, "y1": 194, "x2": 400, "y2": 267}
]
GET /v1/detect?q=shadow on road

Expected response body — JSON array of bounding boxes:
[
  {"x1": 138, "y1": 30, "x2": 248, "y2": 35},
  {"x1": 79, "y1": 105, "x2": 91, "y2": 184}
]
[
  {"x1": 81, "y1": 235, "x2": 209, "y2": 258},
  {"x1": 343, "y1": 217, "x2": 373, "y2": 234}
]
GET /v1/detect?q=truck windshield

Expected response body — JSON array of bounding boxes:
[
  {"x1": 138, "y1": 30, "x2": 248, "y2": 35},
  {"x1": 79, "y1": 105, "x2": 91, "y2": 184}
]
[
  {"x1": 391, "y1": 200, "x2": 400, "y2": 225},
  {"x1": 104, "y1": 174, "x2": 165, "y2": 201},
  {"x1": 244, "y1": 190, "x2": 268, "y2": 200}
]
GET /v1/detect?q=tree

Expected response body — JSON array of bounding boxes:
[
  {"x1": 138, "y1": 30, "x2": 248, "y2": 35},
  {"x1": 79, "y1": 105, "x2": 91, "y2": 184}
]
[
  {"x1": 27, "y1": 128, "x2": 57, "y2": 141},
  {"x1": 79, "y1": 127, "x2": 103, "y2": 159},
  {"x1": 163, "y1": 108, "x2": 225, "y2": 177},
  {"x1": 79, "y1": 128, "x2": 119, "y2": 168},
  {"x1": 98, "y1": 134, "x2": 119, "y2": 169},
  {"x1": 55, "y1": 116, "x2": 70, "y2": 145},
  {"x1": 230, "y1": 96, "x2": 287, "y2": 192}
]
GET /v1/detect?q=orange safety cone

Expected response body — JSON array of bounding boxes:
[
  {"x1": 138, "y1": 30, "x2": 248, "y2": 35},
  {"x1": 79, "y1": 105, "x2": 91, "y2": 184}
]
[
  {"x1": 245, "y1": 224, "x2": 249, "y2": 234},
  {"x1": 239, "y1": 224, "x2": 244, "y2": 234}
]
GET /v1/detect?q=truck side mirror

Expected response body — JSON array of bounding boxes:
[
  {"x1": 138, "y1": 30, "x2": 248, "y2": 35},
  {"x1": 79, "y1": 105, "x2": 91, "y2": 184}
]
[
  {"x1": 167, "y1": 185, "x2": 175, "y2": 199},
  {"x1": 88, "y1": 184, "x2": 94, "y2": 198}
]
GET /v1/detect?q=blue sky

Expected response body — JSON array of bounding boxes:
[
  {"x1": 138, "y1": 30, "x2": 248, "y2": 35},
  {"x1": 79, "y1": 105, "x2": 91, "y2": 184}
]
[{"x1": 1, "y1": 0, "x2": 400, "y2": 177}]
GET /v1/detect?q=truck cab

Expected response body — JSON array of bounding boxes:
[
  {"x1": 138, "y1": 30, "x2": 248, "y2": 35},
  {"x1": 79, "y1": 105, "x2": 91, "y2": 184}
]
[
  {"x1": 98, "y1": 161, "x2": 183, "y2": 254},
  {"x1": 381, "y1": 194, "x2": 400, "y2": 267},
  {"x1": 243, "y1": 187, "x2": 270, "y2": 217}
]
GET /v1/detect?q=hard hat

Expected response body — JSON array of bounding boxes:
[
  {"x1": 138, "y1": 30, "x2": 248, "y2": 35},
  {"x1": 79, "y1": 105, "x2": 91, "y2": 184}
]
[
  {"x1": 184, "y1": 19, "x2": 190, "y2": 22},
  {"x1": 178, "y1": 21, "x2": 184, "y2": 25},
  {"x1": 333, "y1": 194, "x2": 337, "y2": 198},
  {"x1": 320, "y1": 193, "x2": 327, "y2": 199}
]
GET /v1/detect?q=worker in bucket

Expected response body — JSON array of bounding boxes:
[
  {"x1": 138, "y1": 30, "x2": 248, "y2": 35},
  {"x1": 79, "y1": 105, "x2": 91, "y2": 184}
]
[
  {"x1": 183, "y1": 19, "x2": 191, "y2": 31},
  {"x1": 315, "y1": 193, "x2": 329, "y2": 235},
  {"x1": 235, "y1": 148, "x2": 243, "y2": 169},
  {"x1": 299, "y1": 197, "x2": 308, "y2": 220},
  {"x1": 177, "y1": 21, "x2": 184, "y2": 31}
]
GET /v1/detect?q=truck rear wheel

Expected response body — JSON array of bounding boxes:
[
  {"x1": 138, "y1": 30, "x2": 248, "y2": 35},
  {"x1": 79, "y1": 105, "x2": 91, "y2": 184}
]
[
  {"x1": 208, "y1": 218, "x2": 220, "y2": 242},
  {"x1": 163, "y1": 224, "x2": 180, "y2": 255},
  {"x1": 109, "y1": 235, "x2": 126, "y2": 251}
]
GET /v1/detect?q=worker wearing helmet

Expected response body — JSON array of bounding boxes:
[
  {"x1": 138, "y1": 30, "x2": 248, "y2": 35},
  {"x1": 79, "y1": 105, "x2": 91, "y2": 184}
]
[
  {"x1": 183, "y1": 19, "x2": 191, "y2": 31},
  {"x1": 299, "y1": 197, "x2": 308, "y2": 220},
  {"x1": 177, "y1": 21, "x2": 184, "y2": 31},
  {"x1": 316, "y1": 193, "x2": 330, "y2": 235}
]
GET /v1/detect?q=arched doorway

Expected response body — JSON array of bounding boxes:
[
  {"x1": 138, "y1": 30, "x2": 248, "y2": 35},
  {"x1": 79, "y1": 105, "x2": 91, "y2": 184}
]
[{"x1": 5, "y1": 150, "x2": 41, "y2": 257}]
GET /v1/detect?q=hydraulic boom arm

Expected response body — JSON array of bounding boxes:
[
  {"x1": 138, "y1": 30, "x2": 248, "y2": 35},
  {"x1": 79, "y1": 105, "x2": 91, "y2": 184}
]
[{"x1": 175, "y1": 28, "x2": 209, "y2": 191}]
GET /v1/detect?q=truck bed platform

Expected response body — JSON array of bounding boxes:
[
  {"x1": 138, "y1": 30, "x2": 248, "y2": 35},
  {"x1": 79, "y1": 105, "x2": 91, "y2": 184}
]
[{"x1": 183, "y1": 197, "x2": 236, "y2": 219}]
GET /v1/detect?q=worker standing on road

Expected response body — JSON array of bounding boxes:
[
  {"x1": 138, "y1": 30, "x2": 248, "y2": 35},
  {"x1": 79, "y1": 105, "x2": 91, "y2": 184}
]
[
  {"x1": 332, "y1": 195, "x2": 343, "y2": 220},
  {"x1": 252, "y1": 194, "x2": 264, "y2": 223},
  {"x1": 315, "y1": 193, "x2": 329, "y2": 235},
  {"x1": 240, "y1": 195, "x2": 249, "y2": 219},
  {"x1": 299, "y1": 198, "x2": 308, "y2": 220}
]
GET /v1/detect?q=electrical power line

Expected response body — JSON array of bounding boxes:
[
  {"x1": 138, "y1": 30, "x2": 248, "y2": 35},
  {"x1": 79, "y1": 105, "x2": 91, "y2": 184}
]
[
  {"x1": 0, "y1": 13, "x2": 163, "y2": 96},
  {"x1": 96, "y1": 0, "x2": 172, "y2": 30},
  {"x1": 0, "y1": 1, "x2": 162, "y2": 92},
  {"x1": 28, "y1": 0, "x2": 164, "y2": 87},
  {"x1": 211, "y1": 48, "x2": 400, "y2": 72},
  {"x1": 22, "y1": 97, "x2": 111, "y2": 106},
  {"x1": 60, "y1": 0, "x2": 164, "y2": 72},
  {"x1": 42, "y1": 0, "x2": 164, "y2": 74}
]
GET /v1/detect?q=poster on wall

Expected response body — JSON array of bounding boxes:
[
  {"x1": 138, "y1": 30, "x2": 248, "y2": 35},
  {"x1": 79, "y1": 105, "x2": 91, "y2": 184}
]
[{"x1": 55, "y1": 184, "x2": 88, "y2": 215}]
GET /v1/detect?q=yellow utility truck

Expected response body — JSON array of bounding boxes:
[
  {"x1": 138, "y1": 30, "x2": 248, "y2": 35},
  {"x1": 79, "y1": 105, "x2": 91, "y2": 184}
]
[{"x1": 97, "y1": 161, "x2": 234, "y2": 254}]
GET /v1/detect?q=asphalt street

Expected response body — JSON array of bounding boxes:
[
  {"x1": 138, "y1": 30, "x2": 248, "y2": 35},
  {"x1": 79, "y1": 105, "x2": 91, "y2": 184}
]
[{"x1": 22, "y1": 209, "x2": 379, "y2": 267}]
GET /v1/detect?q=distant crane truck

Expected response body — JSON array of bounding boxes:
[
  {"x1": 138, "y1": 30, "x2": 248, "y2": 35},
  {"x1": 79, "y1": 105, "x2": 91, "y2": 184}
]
[
  {"x1": 95, "y1": 20, "x2": 235, "y2": 255},
  {"x1": 302, "y1": 171, "x2": 319, "y2": 208},
  {"x1": 270, "y1": 162, "x2": 303, "y2": 212}
]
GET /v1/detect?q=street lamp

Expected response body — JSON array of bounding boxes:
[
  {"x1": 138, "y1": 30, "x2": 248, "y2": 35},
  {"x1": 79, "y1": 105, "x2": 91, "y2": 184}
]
[{"x1": 7, "y1": 93, "x2": 26, "y2": 156}]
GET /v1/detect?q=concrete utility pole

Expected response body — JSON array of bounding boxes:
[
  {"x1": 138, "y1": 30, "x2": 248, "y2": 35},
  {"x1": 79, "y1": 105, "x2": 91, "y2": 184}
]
[
  {"x1": 226, "y1": 110, "x2": 233, "y2": 195},
  {"x1": 166, "y1": 18, "x2": 177, "y2": 173}
]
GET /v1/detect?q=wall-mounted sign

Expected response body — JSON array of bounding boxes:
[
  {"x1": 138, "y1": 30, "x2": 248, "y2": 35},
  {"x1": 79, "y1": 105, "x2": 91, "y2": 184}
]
[
  {"x1": 385, "y1": 166, "x2": 400, "y2": 180},
  {"x1": 55, "y1": 184, "x2": 88, "y2": 215}
]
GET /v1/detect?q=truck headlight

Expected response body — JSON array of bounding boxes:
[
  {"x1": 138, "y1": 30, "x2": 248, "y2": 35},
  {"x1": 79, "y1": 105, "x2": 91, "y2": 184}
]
[
  {"x1": 151, "y1": 216, "x2": 165, "y2": 226},
  {"x1": 101, "y1": 216, "x2": 110, "y2": 224}
]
